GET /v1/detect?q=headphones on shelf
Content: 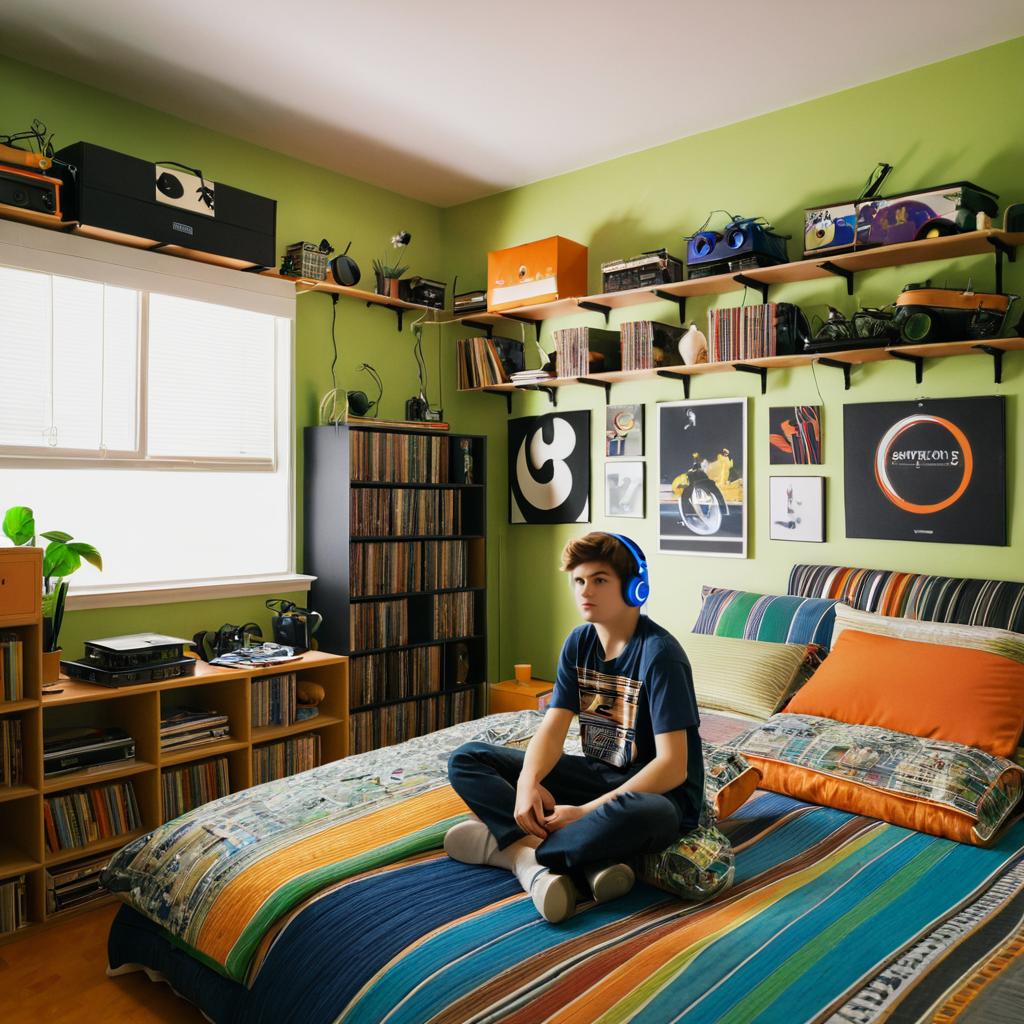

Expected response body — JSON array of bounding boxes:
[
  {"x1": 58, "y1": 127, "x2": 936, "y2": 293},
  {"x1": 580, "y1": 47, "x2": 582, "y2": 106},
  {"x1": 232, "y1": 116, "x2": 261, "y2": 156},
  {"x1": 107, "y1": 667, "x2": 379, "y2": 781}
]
[{"x1": 610, "y1": 533, "x2": 649, "y2": 607}]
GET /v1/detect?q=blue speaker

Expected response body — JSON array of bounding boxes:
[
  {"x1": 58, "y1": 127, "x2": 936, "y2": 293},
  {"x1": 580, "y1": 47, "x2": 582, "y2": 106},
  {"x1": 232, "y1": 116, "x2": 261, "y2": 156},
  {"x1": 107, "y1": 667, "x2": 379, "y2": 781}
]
[{"x1": 610, "y1": 533, "x2": 649, "y2": 607}]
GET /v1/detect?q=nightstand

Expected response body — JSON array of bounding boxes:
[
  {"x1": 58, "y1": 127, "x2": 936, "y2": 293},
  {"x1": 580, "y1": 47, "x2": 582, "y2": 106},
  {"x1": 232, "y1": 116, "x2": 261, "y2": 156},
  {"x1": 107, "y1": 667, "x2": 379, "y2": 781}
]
[{"x1": 489, "y1": 678, "x2": 553, "y2": 714}]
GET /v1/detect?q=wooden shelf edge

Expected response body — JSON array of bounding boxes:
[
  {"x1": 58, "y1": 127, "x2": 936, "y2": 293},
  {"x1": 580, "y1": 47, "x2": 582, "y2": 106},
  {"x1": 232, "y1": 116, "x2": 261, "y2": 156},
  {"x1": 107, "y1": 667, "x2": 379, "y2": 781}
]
[
  {"x1": 43, "y1": 760, "x2": 156, "y2": 794},
  {"x1": 44, "y1": 829, "x2": 146, "y2": 868},
  {"x1": 0, "y1": 784, "x2": 38, "y2": 804},
  {"x1": 251, "y1": 714, "x2": 343, "y2": 744},
  {"x1": 160, "y1": 738, "x2": 248, "y2": 767}
]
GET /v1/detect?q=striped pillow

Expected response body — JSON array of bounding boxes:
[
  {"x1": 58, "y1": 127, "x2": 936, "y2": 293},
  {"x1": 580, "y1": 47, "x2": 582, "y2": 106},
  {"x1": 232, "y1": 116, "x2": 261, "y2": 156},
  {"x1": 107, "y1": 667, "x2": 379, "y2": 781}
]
[
  {"x1": 694, "y1": 586, "x2": 839, "y2": 649},
  {"x1": 685, "y1": 633, "x2": 810, "y2": 720}
]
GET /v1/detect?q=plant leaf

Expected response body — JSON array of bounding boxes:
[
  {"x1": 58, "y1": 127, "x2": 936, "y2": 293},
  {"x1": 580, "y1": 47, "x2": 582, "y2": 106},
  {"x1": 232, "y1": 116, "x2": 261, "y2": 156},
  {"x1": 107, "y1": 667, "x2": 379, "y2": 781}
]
[
  {"x1": 2, "y1": 506, "x2": 35, "y2": 545},
  {"x1": 67, "y1": 542, "x2": 103, "y2": 570},
  {"x1": 43, "y1": 541, "x2": 81, "y2": 579},
  {"x1": 41, "y1": 530, "x2": 73, "y2": 542}
]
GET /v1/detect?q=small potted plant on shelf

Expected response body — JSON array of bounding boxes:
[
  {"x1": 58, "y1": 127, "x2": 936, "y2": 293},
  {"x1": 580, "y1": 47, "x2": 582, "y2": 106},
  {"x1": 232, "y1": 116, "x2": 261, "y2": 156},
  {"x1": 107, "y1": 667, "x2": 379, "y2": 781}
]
[
  {"x1": 373, "y1": 230, "x2": 412, "y2": 298},
  {"x1": 2, "y1": 506, "x2": 102, "y2": 682}
]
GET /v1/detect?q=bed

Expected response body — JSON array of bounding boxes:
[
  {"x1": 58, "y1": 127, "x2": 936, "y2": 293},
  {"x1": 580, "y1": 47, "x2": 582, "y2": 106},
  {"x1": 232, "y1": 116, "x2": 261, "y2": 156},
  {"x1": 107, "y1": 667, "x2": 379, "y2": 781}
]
[{"x1": 104, "y1": 563, "x2": 1024, "y2": 1023}]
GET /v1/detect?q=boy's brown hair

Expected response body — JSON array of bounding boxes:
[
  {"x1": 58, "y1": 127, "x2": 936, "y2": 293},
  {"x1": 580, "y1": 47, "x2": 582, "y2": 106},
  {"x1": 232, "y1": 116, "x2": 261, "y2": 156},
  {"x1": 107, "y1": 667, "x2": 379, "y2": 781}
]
[{"x1": 560, "y1": 532, "x2": 635, "y2": 583}]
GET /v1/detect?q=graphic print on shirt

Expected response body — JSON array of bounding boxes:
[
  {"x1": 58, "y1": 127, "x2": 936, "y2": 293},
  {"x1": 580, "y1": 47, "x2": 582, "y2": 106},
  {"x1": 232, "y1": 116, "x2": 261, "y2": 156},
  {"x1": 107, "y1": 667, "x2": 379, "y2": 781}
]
[{"x1": 577, "y1": 667, "x2": 641, "y2": 768}]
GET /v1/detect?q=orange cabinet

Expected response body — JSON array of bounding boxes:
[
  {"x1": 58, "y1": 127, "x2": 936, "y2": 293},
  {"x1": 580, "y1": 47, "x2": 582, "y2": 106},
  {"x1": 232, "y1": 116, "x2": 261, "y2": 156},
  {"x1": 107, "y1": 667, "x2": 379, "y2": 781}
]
[
  {"x1": 489, "y1": 678, "x2": 554, "y2": 714},
  {"x1": 487, "y1": 235, "x2": 588, "y2": 313}
]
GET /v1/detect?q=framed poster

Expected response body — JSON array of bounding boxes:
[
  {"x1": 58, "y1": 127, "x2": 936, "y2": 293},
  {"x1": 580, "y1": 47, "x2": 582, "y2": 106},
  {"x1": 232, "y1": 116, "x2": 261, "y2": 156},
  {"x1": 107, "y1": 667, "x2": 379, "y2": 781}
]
[
  {"x1": 844, "y1": 396, "x2": 1005, "y2": 545},
  {"x1": 606, "y1": 404, "x2": 644, "y2": 457},
  {"x1": 769, "y1": 405, "x2": 821, "y2": 464},
  {"x1": 605, "y1": 461, "x2": 645, "y2": 518},
  {"x1": 509, "y1": 411, "x2": 591, "y2": 524},
  {"x1": 770, "y1": 476, "x2": 825, "y2": 542},
  {"x1": 658, "y1": 397, "x2": 747, "y2": 557}
]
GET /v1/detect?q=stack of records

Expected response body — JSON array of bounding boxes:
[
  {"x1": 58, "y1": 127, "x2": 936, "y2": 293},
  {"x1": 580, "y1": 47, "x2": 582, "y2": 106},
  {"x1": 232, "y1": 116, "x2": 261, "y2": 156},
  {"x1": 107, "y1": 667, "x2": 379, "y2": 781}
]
[
  {"x1": 1, "y1": 717, "x2": 22, "y2": 786},
  {"x1": 707, "y1": 304, "x2": 784, "y2": 362},
  {"x1": 43, "y1": 726, "x2": 135, "y2": 778},
  {"x1": 0, "y1": 875, "x2": 26, "y2": 935},
  {"x1": 551, "y1": 327, "x2": 621, "y2": 377},
  {"x1": 456, "y1": 336, "x2": 525, "y2": 389},
  {"x1": 1, "y1": 633, "x2": 23, "y2": 701},
  {"x1": 510, "y1": 368, "x2": 556, "y2": 386},
  {"x1": 160, "y1": 708, "x2": 230, "y2": 752},
  {"x1": 45, "y1": 853, "x2": 111, "y2": 914},
  {"x1": 620, "y1": 320, "x2": 685, "y2": 371}
]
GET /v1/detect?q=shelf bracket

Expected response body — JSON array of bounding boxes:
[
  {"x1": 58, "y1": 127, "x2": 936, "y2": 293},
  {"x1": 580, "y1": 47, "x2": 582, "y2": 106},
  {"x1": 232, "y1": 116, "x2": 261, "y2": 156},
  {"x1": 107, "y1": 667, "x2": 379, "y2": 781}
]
[
  {"x1": 501, "y1": 313, "x2": 543, "y2": 343},
  {"x1": 657, "y1": 369, "x2": 691, "y2": 400},
  {"x1": 972, "y1": 344, "x2": 1005, "y2": 384},
  {"x1": 819, "y1": 261, "x2": 855, "y2": 296},
  {"x1": 889, "y1": 350, "x2": 924, "y2": 384},
  {"x1": 482, "y1": 388, "x2": 513, "y2": 413},
  {"x1": 578, "y1": 300, "x2": 612, "y2": 324},
  {"x1": 577, "y1": 377, "x2": 612, "y2": 402},
  {"x1": 654, "y1": 290, "x2": 687, "y2": 324},
  {"x1": 818, "y1": 357, "x2": 853, "y2": 390},
  {"x1": 987, "y1": 236, "x2": 1016, "y2": 294},
  {"x1": 733, "y1": 363, "x2": 768, "y2": 394},
  {"x1": 518, "y1": 384, "x2": 558, "y2": 406},
  {"x1": 733, "y1": 274, "x2": 769, "y2": 303},
  {"x1": 366, "y1": 301, "x2": 405, "y2": 332},
  {"x1": 461, "y1": 319, "x2": 494, "y2": 338}
]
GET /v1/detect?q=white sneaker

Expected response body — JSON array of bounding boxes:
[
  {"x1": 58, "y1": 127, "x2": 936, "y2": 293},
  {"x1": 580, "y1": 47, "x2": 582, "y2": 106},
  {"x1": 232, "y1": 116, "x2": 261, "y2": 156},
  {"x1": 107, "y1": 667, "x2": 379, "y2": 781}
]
[
  {"x1": 584, "y1": 862, "x2": 635, "y2": 904},
  {"x1": 530, "y1": 870, "x2": 577, "y2": 923},
  {"x1": 443, "y1": 819, "x2": 498, "y2": 865}
]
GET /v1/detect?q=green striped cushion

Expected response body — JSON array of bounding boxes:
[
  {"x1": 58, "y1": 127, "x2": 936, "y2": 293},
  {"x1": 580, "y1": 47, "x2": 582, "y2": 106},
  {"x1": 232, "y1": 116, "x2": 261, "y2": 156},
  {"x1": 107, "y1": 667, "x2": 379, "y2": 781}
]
[{"x1": 685, "y1": 633, "x2": 810, "y2": 720}]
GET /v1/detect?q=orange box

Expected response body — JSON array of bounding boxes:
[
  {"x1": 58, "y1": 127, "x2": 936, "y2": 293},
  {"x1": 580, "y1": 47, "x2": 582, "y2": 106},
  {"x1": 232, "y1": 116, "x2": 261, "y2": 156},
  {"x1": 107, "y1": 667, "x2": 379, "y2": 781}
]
[
  {"x1": 490, "y1": 678, "x2": 553, "y2": 714},
  {"x1": 487, "y1": 235, "x2": 588, "y2": 312}
]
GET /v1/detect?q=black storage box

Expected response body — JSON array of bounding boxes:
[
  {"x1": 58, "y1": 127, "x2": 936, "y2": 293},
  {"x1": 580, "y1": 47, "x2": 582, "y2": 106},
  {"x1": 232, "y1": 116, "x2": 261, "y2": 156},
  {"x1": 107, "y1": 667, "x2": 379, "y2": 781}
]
[{"x1": 55, "y1": 142, "x2": 276, "y2": 270}]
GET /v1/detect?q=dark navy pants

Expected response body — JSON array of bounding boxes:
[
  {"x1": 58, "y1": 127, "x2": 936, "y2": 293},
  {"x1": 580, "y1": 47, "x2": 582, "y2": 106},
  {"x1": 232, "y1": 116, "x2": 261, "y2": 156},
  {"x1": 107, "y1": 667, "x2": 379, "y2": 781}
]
[{"x1": 447, "y1": 741, "x2": 685, "y2": 873}]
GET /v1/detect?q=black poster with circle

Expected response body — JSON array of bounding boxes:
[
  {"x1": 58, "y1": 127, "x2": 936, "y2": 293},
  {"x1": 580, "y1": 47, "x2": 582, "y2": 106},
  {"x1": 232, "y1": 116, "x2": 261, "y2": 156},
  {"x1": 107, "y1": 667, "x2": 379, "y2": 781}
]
[
  {"x1": 843, "y1": 396, "x2": 1005, "y2": 545},
  {"x1": 509, "y1": 411, "x2": 591, "y2": 524}
]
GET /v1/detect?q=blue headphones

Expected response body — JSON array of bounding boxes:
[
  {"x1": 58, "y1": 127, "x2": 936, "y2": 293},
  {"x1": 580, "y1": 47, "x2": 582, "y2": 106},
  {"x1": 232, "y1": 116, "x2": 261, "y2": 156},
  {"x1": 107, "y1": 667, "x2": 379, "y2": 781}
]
[{"x1": 610, "y1": 533, "x2": 649, "y2": 607}]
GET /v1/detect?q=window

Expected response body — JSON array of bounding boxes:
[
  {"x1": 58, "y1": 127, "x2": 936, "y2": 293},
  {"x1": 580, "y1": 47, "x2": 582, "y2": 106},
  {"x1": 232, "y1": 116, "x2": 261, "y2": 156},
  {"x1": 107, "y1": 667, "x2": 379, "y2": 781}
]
[{"x1": 0, "y1": 222, "x2": 297, "y2": 600}]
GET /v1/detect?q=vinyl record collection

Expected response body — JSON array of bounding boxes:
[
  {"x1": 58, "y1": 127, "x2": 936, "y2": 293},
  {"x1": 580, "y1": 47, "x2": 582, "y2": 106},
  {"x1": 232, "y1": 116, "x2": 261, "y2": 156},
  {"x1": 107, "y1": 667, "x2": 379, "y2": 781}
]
[
  {"x1": 160, "y1": 707, "x2": 230, "y2": 752},
  {"x1": 619, "y1": 320, "x2": 685, "y2": 371},
  {"x1": 351, "y1": 430, "x2": 451, "y2": 483},
  {"x1": 350, "y1": 645, "x2": 443, "y2": 707},
  {"x1": 45, "y1": 853, "x2": 111, "y2": 915},
  {"x1": 433, "y1": 592, "x2": 475, "y2": 640},
  {"x1": 44, "y1": 781, "x2": 142, "y2": 853},
  {"x1": 350, "y1": 599, "x2": 409, "y2": 651},
  {"x1": 0, "y1": 875, "x2": 26, "y2": 936},
  {"x1": 162, "y1": 757, "x2": 230, "y2": 819},
  {"x1": 1, "y1": 633, "x2": 24, "y2": 701},
  {"x1": 349, "y1": 688, "x2": 476, "y2": 755},
  {"x1": 707, "y1": 304, "x2": 785, "y2": 362},
  {"x1": 350, "y1": 540, "x2": 468, "y2": 597},
  {"x1": 552, "y1": 326, "x2": 622, "y2": 377},
  {"x1": 1, "y1": 717, "x2": 22, "y2": 786},
  {"x1": 251, "y1": 673, "x2": 297, "y2": 727},
  {"x1": 252, "y1": 734, "x2": 320, "y2": 784},
  {"x1": 351, "y1": 488, "x2": 462, "y2": 536},
  {"x1": 456, "y1": 336, "x2": 525, "y2": 389}
]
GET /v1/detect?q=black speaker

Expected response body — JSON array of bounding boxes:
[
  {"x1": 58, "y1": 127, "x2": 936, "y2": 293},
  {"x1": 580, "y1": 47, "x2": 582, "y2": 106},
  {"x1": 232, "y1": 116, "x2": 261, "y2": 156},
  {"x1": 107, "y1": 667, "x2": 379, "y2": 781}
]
[{"x1": 0, "y1": 166, "x2": 58, "y2": 214}]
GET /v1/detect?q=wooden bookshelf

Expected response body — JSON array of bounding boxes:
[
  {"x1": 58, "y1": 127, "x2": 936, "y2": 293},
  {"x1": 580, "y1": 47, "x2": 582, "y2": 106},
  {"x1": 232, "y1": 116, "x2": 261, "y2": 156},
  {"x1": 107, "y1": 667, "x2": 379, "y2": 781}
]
[{"x1": 304, "y1": 423, "x2": 486, "y2": 754}]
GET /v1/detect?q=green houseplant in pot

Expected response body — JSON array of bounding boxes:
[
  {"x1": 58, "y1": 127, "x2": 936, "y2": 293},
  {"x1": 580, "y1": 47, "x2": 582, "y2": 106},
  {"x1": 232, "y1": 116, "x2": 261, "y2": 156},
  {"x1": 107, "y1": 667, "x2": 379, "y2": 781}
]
[
  {"x1": 372, "y1": 230, "x2": 412, "y2": 297},
  {"x1": 2, "y1": 506, "x2": 102, "y2": 682}
]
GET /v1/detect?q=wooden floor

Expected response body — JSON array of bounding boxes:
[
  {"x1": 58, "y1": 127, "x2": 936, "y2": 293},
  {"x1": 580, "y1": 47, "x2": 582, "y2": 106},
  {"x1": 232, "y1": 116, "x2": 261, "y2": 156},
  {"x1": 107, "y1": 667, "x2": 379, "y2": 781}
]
[{"x1": 0, "y1": 904, "x2": 205, "y2": 1022}]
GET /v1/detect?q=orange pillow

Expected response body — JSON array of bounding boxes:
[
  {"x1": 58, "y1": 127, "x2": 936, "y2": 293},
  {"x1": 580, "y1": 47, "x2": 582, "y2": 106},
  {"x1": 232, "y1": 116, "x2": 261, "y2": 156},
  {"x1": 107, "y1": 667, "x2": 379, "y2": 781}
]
[{"x1": 786, "y1": 628, "x2": 1024, "y2": 757}]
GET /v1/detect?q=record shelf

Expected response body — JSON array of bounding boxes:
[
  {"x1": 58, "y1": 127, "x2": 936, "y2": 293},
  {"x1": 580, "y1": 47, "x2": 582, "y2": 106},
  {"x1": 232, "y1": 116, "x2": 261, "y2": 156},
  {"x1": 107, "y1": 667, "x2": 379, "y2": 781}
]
[{"x1": 304, "y1": 423, "x2": 487, "y2": 754}]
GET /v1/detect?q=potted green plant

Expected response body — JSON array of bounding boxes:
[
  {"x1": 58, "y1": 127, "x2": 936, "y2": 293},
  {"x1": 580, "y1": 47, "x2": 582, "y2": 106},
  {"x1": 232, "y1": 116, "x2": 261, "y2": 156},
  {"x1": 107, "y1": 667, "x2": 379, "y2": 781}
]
[
  {"x1": 372, "y1": 230, "x2": 412, "y2": 297},
  {"x1": 2, "y1": 506, "x2": 102, "y2": 682}
]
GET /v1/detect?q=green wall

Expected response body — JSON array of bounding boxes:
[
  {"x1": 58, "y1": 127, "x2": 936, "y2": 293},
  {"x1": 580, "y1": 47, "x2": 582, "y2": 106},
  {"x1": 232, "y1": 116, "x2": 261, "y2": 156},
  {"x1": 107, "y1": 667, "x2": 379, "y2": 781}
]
[
  {"x1": 440, "y1": 36, "x2": 1024, "y2": 685},
  {"x1": 2, "y1": 39, "x2": 1023, "y2": 689}
]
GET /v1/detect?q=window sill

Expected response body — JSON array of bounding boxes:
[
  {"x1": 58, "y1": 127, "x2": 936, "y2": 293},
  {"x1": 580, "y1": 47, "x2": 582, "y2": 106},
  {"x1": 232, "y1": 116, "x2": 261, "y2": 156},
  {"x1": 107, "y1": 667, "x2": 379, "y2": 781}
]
[{"x1": 65, "y1": 573, "x2": 315, "y2": 610}]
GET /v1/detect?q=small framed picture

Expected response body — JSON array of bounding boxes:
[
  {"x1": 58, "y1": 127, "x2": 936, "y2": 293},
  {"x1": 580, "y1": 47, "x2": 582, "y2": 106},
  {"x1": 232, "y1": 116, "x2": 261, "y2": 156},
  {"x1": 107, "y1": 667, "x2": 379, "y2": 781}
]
[
  {"x1": 769, "y1": 476, "x2": 825, "y2": 542},
  {"x1": 606, "y1": 404, "x2": 644, "y2": 457},
  {"x1": 605, "y1": 461, "x2": 645, "y2": 518},
  {"x1": 769, "y1": 405, "x2": 821, "y2": 464}
]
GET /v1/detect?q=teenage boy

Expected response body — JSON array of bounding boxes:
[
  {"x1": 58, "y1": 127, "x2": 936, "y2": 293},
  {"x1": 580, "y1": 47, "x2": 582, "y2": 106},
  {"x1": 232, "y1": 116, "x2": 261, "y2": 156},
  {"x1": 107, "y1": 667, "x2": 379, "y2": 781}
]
[{"x1": 445, "y1": 531, "x2": 703, "y2": 923}]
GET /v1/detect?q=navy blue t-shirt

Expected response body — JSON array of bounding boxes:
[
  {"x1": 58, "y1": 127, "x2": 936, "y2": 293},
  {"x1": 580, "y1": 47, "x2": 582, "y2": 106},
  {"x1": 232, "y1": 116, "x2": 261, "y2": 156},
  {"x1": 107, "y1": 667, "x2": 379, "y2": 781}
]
[{"x1": 551, "y1": 616, "x2": 704, "y2": 829}]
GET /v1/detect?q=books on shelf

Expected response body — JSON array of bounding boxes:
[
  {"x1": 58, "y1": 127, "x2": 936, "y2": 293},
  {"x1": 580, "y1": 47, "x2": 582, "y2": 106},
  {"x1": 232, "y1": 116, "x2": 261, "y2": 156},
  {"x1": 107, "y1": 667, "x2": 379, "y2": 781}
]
[
  {"x1": 1, "y1": 716, "x2": 23, "y2": 786},
  {"x1": 162, "y1": 757, "x2": 229, "y2": 820},
  {"x1": 351, "y1": 431, "x2": 451, "y2": 482},
  {"x1": 1, "y1": 633, "x2": 23, "y2": 702},
  {"x1": 44, "y1": 780, "x2": 142, "y2": 853},
  {"x1": 351, "y1": 599, "x2": 409, "y2": 651},
  {"x1": 620, "y1": 320, "x2": 685, "y2": 371},
  {"x1": 350, "y1": 646, "x2": 443, "y2": 707},
  {"x1": 352, "y1": 488, "x2": 462, "y2": 536},
  {"x1": 350, "y1": 540, "x2": 468, "y2": 597},
  {"x1": 0, "y1": 875, "x2": 27, "y2": 935},
  {"x1": 456, "y1": 335, "x2": 525, "y2": 389},
  {"x1": 160, "y1": 707, "x2": 231, "y2": 752},
  {"x1": 43, "y1": 726, "x2": 136, "y2": 777},
  {"x1": 349, "y1": 689, "x2": 476, "y2": 755},
  {"x1": 252, "y1": 734, "x2": 320, "y2": 785},
  {"x1": 45, "y1": 853, "x2": 112, "y2": 914},
  {"x1": 552, "y1": 326, "x2": 622, "y2": 377},
  {"x1": 251, "y1": 673, "x2": 297, "y2": 728}
]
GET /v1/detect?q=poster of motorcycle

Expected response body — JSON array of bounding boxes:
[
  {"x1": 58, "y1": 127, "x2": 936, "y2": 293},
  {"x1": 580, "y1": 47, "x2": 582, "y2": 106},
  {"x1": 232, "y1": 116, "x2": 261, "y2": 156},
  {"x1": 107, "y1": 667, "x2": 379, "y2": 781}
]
[
  {"x1": 844, "y1": 396, "x2": 1005, "y2": 545},
  {"x1": 658, "y1": 398, "x2": 747, "y2": 557}
]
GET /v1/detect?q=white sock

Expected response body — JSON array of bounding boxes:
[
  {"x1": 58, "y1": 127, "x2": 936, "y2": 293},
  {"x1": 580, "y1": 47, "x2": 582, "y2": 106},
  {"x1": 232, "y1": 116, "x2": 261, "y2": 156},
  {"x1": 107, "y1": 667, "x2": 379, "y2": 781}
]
[
  {"x1": 488, "y1": 841, "x2": 546, "y2": 894},
  {"x1": 444, "y1": 821, "x2": 546, "y2": 893}
]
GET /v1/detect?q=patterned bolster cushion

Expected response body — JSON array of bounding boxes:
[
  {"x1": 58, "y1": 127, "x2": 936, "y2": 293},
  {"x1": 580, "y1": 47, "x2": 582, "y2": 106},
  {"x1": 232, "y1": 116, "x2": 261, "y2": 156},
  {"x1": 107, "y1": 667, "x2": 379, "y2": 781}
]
[
  {"x1": 726, "y1": 713, "x2": 1024, "y2": 846},
  {"x1": 694, "y1": 586, "x2": 840, "y2": 650}
]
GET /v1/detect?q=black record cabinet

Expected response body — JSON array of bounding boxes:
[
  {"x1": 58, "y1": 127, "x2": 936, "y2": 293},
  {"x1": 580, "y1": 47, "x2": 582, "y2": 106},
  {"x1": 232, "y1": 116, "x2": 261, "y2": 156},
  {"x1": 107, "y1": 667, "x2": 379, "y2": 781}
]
[{"x1": 304, "y1": 424, "x2": 487, "y2": 753}]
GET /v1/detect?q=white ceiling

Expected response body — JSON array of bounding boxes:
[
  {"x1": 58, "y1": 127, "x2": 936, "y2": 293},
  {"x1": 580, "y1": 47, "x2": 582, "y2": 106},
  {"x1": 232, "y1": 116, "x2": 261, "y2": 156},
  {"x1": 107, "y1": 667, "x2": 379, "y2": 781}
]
[{"x1": 3, "y1": 1, "x2": 1023, "y2": 207}]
